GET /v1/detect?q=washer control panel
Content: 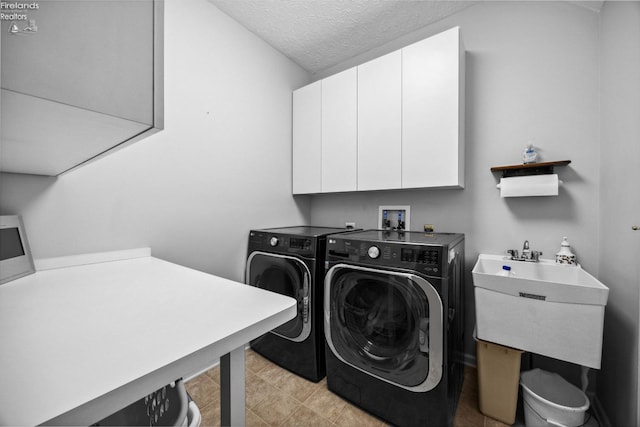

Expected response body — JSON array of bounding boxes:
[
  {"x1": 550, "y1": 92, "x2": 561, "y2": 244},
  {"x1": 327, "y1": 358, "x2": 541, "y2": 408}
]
[
  {"x1": 249, "y1": 231, "x2": 314, "y2": 256},
  {"x1": 400, "y1": 247, "x2": 440, "y2": 265},
  {"x1": 367, "y1": 246, "x2": 380, "y2": 259}
]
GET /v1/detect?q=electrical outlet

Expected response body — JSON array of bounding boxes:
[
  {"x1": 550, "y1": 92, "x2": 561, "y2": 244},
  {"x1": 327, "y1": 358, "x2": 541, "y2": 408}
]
[
  {"x1": 345, "y1": 222, "x2": 356, "y2": 229},
  {"x1": 424, "y1": 224, "x2": 434, "y2": 233},
  {"x1": 378, "y1": 205, "x2": 410, "y2": 231}
]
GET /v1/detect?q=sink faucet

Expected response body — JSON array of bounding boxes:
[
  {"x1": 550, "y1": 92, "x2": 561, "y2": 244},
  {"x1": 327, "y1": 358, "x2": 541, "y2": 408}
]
[
  {"x1": 522, "y1": 240, "x2": 531, "y2": 259},
  {"x1": 529, "y1": 250, "x2": 543, "y2": 262},
  {"x1": 506, "y1": 241, "x2": 543, "y2": 262}
]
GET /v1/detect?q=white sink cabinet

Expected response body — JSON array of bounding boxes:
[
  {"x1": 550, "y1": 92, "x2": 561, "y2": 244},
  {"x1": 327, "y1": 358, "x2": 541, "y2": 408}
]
[{"x1": 472, "y1": 254, "x2": 609, "y2": 369}]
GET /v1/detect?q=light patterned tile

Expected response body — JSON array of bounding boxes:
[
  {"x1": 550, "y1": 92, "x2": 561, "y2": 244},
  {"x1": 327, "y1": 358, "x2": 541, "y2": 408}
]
[
  {"x1": 254, "y1": 359, "x2": 293, "y2": 385},
  {"x1": 459, "y1": 379, "x2": 480, "y2": 412},
  {"x1": 246, "y1": 348, "x2": 273, "y2": 374},
  {"x1": 204, "y1": 364, "x2": 220, "y2": 384},
  {"x1": 454, "y1": 397, "x2": 485, "y2": 427},
  {"x1": 461, "y1": 366, "x2": 479, "y2": 401},
  {"x1": 245, "y1": 408, "x2": 270, "y2": 427},
  {"x1": 198, "y1": 401, "x2": 221, "y2": 427},
  {"x1": 281, "y1": 405, "x2": 335, "y2": 427},
  {"x1": 246, "y1": 371, "x2": 277, "y2": 410},
  {"x1": 257, "y1": 364, "x2": 321, "y2": 403},
  {"x1": 333, "y1": 403, "x2": 387, "y2": 427},
  {"x1": 251, "y1": 387, "x2": 302, "y2": 426},
  {"x1": 485, "y1": 416, "x2": 513, "y2": 427},
  {"x1": 303, "y1": 384, "x2": 348, "y2": 423},
  {"x1": 185, "y1": 374, "x2": 220, "y2": 410},
  {"x1": 188, "y1": 353, "x2": 496, "y2": 427}
]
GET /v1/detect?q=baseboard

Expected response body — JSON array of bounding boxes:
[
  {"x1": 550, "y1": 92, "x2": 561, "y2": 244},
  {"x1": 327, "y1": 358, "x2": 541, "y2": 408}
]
[{"x1": 463, "y1": 351, "x2": 477, "y2": 367}]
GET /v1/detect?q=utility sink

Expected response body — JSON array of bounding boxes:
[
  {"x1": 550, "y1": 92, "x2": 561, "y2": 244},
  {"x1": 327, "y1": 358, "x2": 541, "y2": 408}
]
[{"x1": 472, "y1": 254, "x2": 609, "y2": 369}]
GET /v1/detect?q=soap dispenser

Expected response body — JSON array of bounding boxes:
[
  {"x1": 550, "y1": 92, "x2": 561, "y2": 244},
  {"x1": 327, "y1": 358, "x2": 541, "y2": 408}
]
[
  {"x1": 522, "y1": 142, "x2": 538, "y2": 164},
  {"x1": 556, "y1": 237, "x2": 577, "y2": 265}
]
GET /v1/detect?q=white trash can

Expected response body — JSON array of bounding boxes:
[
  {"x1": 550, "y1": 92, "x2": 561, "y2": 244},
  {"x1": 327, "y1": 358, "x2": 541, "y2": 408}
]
[{"x1": 520, "y1": 369, "x2": 590, "y2": 427}]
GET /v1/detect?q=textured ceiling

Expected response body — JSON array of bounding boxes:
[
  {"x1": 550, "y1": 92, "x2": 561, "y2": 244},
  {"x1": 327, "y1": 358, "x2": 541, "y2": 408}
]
[{"x1": 209, "y1": 0, "x2": 476, "y2": 74}]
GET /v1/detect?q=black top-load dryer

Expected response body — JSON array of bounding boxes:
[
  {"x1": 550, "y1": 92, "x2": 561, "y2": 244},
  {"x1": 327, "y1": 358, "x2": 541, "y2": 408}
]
[{"x1": 245, "y1": 226, "x2": 358, "y2": 382}]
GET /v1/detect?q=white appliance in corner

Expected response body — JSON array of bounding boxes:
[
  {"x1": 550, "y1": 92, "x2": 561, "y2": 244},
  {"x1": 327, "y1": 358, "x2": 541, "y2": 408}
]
[{"x1": 0, "y1": 215, "x2": 36, "y2": 285}]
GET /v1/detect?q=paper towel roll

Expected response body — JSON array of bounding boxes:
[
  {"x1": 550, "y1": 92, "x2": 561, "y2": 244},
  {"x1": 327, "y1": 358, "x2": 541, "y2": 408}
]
[{"x1": 497, "y1": 174, "x2": 561, "y2": 197}]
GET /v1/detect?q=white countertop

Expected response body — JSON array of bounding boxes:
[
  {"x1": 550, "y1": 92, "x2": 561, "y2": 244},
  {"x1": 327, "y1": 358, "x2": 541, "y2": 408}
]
[{"x1": 0, "y1": 250, "x2": 296, "y2": 426}]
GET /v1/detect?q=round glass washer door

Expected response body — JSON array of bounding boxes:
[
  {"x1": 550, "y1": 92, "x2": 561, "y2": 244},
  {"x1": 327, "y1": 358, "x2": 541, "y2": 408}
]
[
  {"x1": 246, "y1": 251, "x2": 311, "y2": 342},
  {"x1": 324, "y1": 264, "x2": 443, "y2": 392}
]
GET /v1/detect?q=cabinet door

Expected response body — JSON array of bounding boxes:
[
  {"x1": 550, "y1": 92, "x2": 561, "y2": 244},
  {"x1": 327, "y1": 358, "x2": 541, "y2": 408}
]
[
  {"x1": 292, "y1": 81, "x2": 322, "y2": 194},
  {"x1": 2, "y1": 1, "x2": 154, "y2": 125},
  {"x1": 322, "y1": 68, "x2": 357, "y2": 192},
  {"x1": 402, "y1": 27, "x2": 464, "y2": 189},
  {"x1": 0, "y1": 0, "x2": 162, "y2": 176},
  {"x1": 357, "y1": 50, "x2": 402, "y2": 191}
]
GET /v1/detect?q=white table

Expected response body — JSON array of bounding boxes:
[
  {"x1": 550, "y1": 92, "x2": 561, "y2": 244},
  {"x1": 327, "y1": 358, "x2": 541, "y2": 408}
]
[{"x1": 0, "y1": 249, "x2": 296, "y2": 426}]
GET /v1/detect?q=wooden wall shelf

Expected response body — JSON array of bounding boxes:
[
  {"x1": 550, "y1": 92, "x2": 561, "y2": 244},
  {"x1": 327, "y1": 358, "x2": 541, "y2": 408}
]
[{"x1": 491, "y1": 160, "x2": 571, "y2": 178}]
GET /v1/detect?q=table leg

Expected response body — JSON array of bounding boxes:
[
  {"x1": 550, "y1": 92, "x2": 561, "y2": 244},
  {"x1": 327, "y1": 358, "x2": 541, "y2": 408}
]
[{"x1": 220, "y1": 345, "x2": 246, "y2": 426}]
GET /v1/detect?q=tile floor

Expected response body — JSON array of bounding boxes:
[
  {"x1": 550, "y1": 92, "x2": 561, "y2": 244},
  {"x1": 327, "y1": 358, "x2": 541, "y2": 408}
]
[{"x1": 185, "y1": 348, "x2": 512, "y2": 427}]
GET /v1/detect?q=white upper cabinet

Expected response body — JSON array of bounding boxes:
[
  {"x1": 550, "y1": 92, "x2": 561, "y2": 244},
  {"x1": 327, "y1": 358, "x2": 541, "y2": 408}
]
[
  {"x1": 357, "y1": 50, "x2": 402, "y2": 191},
  {"x1": 402, "y1": 27, "x2": 465, "y2": 189},
  {"x1": 322, "y1": 68, "x2": 358, "y2": 193},
  {"x1": 292, "y1": 81, "x2": 322, "y2": 194},
  {"x1": 291, "y1": 26, "x2": 464, "y2": 194}
]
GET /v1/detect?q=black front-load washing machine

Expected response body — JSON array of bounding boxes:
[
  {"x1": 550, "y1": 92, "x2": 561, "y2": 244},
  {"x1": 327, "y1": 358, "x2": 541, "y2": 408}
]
[
  {"x1": 245, "y1": 226, "x2": 357, "y2": 382},
  {"x1": 324, "y1": 230, "x2": 465, "y2": 427}
]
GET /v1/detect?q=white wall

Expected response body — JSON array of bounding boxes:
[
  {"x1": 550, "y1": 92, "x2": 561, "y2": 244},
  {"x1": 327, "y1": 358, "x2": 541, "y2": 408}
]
[
  {"x1": 310, "y1": 0, "x2": 600, "y2": 366},
  {"x1": 0, "y1": 0, "x2": 311, "y2": 282},
  {"x1": 598, "y1": 2, "x2": 640, "y2": 425},
  {"x1": 1, "y1": 0, "x2": 635, "y2": 423}
]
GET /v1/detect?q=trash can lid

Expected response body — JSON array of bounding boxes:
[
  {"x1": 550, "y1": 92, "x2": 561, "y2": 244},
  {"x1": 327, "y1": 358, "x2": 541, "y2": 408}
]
[{"x1": 520, "y1": 369, "x2": 588, "y2": 408}]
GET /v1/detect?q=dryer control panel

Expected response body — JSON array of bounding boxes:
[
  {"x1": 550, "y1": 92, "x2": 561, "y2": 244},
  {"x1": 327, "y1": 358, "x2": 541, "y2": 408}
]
[{"x1": 327, "y1": 238, "x2": 446, "y2": 277}]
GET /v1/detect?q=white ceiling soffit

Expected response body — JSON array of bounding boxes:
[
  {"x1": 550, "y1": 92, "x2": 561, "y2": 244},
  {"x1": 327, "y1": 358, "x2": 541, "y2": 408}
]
[{"x1": 208, "y1": 0, "x2": 476, "y2": 74}]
